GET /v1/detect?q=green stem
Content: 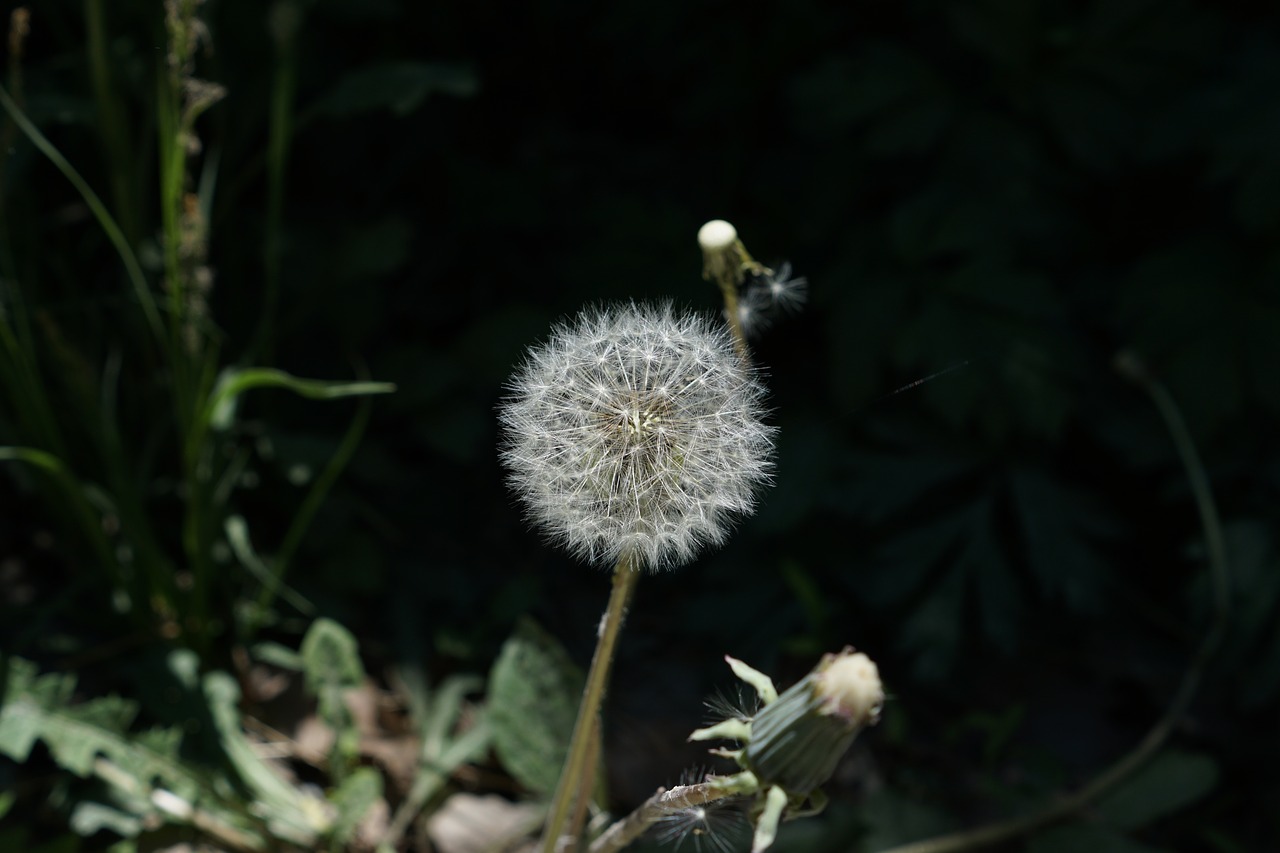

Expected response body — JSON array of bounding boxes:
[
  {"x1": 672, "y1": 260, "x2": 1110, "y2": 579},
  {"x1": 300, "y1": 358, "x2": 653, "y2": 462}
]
[
  {"x1": 567, "y1": 719, "x2": 603, "y2": 847},
  {"x1": 540, "y1": 557, "x2": 640, "y2": 853},
  {"x1": 0, "y1": 319, "x2": 71, "y2": 463},
  {"x1": 0, "y1": 83, "x2": 161, "y2": 340},
  {"x1": 253, "y1": 1, "x2": 299, "y2": 363},
  {"x1": 85, "y1": 0, "x2": 140, "y2": 248},
  {"x1": 0, "y1": 447, "x2": 125, "y2": 596},
  {"x1": 252, "y1": 397, "x2": 373, "y2": 628},
  {"x1": 716, "y1": 270, "x2": 748, "y2": 361},
  {"x1": 872, "y1": 355, "x2": 1231, "y2": 853},
  {"x1": 701, "y1": 233, "x2": 757, "y2": 362}
]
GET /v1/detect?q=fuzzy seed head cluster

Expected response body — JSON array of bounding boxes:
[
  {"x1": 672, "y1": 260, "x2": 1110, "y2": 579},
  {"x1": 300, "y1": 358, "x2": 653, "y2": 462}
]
[{"x1": 499, "y1": 303, "x2": 774, "y2": 571}]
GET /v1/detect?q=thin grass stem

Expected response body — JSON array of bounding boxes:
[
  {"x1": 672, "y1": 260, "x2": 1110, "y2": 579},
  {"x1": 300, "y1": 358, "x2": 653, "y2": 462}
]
[
  {"x1": 253, "y1": 3, "x2": 299, "y2": 363},
  {"x1": 85, "y1": 0, "x2": 140, "y2": 247},
  {"x1": 252, "y1": 396, "x2": 373, "y2": 629},
  {"x1": 0, "y1": 84, "x2": 162, "y2": 340}
]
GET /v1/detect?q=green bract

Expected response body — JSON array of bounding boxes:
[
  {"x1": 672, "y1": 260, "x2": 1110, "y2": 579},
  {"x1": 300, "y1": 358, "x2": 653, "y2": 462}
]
[{"x1": 688, "y1": 649, "x2": 884, "y2": 853}]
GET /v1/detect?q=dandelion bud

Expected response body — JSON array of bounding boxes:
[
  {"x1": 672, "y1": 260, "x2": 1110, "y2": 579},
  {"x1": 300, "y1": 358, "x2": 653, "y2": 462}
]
[
  {"x1": 697, "y1": 219, "x2": 739, "y2": 253},
  {"x1": 498, "y1": 302, "x2": 774, "y2": 571},
  {"x1": 743, "y1": 648, "x2": 883, "y2": 794},
  {"x1": 699, "y1": 219, "x2": 749, "y2": 288}
]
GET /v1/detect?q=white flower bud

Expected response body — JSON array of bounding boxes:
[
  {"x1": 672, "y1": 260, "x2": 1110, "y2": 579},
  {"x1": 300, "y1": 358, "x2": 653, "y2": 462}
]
[{"x1": 697, "y1": 219, "x2": 739, "y2": 252}]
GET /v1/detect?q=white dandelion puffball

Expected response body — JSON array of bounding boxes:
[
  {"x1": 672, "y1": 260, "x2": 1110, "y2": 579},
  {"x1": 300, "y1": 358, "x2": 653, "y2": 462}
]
[{"x1": 499, "y1": 302, "x2": 774, "y2": 571}]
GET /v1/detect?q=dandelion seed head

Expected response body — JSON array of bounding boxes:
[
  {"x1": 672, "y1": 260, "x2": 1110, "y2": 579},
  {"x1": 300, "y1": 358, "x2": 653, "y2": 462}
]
[{"x1": 499, "y1": 302, "x2": 774, "y2": 571}]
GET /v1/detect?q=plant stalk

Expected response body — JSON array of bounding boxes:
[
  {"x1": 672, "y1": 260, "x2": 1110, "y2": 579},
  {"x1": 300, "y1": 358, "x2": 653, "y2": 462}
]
[{"x1": 540, "y1": 556, "x2": 640, "y2": 853}]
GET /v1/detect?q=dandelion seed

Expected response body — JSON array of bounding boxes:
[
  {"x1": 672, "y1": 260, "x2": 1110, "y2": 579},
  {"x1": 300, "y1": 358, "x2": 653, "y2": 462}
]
[
  {"x1": 730, "y1": 286, "x2": 774, "y2": 339},
  {"x1": 498, "y1": 302, "x2": 774, "y2": 571},
  {"x1": 760, "y1": 262, "x2": 807, "y2": 313},
  {"x1": 653, "y1": 798, "x2": 750, "y2": 853},
  {"x1": 704, "y1": 684, "x2": 760, "y2": 729}
]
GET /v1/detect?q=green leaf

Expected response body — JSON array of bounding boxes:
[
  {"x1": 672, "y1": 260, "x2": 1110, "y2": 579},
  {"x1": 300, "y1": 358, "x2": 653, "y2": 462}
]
[
  {"x1": 335, "y1": 217, "x2": 414, "y2": 279},
  {"x1": 1009, "y1": 466, "x2": 1112, "y2": 612},
  {"x1": 1199, "y1": 522, "x2": 1280, "y2": 709},
  {"x1": 854, "y1": 787, "x2": 954, "y2": 850},
  {"x1": 314, "y1": 62, "x2": 478, "y2": 117},
  {"x1": 1094, "y1": 749, "x2": 1219, "y2": 830},
  {"x1": 0, "y1": 657, "x2": 311, "y2": 848},
  {"x1": 0, "y1": 445, "x2": 70, "y2": 476},
  {"x1": 0, "y1": 829, "x2": 30, "y2": 853},
  {"x1": 250, "y1": 641, "x2": 305, "y2": 671},
  {"x1": 822, "y1": 445, "x2": 977, "y2": 526},
  {"x1": 298, "y1": 618, "x2": 365, "y2": 779},
  {"x1": 205, "y1": 367, "x2": 394, "y2": 432},
  {"x1": 962, "y1": 497, "x2": 1020, "y2": 654},
  {"x1": 69, "y1": 801, "x2": 143, "y2": 838},
  {"x1": 328, "y1": 766, "x2": 383, "y2": 845},
  {"x1": 26, "y1": 834, "x2": 81, "y2": 853},
  {"x1": 202, "y1": 671, "x2": 328, "y2": 845},
  {"x1": 0, "y1": 658, "x2": 190, "y2": 789},
  {"x1": 1029, "y1": 823, "x2": 1171, "y2": 853},
  {"x1": 382, "y1": 673, "x2": 490, "y2": 848},
  {"x1": 487, "y1": 619, "x2": 585, "y2": 796},
  {"x1": 898, "y1": 568, "x2": 966, "y2": 682},
  {"x1": 300, "y1": 617, "x2": 366, "y2": 693}
]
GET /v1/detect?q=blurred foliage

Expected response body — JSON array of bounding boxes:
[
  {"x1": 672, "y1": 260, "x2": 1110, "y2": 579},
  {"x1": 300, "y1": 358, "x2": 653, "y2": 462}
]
[{"x1": 2, "y1": 0, "x2": 1279, "y2": 851}]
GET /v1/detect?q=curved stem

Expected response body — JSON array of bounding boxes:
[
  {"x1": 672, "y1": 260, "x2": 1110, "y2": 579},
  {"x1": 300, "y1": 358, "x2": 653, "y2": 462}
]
[
  {"x1": 0, "y1": 83, "x2": 161, "y2": 340},
  {"x1": 873, "y1": 356, "x2": 1231, "y2": 853},
  {"x1": 540, "y1": 556, "x2": 640, "y2": 853}
]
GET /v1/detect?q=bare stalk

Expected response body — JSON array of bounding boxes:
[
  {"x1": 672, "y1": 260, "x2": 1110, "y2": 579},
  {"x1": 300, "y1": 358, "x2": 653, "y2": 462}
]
[{"x1": 540, "y1": 556, "x2": 640, "y2": 853}]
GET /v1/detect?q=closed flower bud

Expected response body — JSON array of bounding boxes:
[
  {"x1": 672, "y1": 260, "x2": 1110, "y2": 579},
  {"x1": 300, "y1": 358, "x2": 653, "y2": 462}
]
[{"x1": 743, "y1": 648, "x2": 883, "y2": 794}]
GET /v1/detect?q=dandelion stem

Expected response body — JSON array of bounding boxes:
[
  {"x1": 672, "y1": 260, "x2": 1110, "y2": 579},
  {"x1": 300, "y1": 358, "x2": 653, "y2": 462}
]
[
  {"x1": 716, "y1": 270, "x2": 749, "y2": 361},
  {"x1": 697, "y1": 220, "x2": 757, "y2": 360},
  {"x1": 541, "y1": 556, "x2": 640, "y2": 853}
]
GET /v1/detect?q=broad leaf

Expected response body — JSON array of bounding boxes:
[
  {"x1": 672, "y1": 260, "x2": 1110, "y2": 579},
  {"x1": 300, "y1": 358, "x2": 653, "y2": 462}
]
[
  {"x1": 1095, "y1": 749, "x2": 1219, "y2": 831},
  {"x1": 487, "y1": 619, "x2": 584, "y2": 796}
]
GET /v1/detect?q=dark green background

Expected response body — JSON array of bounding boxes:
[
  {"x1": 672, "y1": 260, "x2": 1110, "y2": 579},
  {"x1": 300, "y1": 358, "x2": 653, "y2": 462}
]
[{"x1": 2, "y1": 0, "x2": 1278, "y2": 850}]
